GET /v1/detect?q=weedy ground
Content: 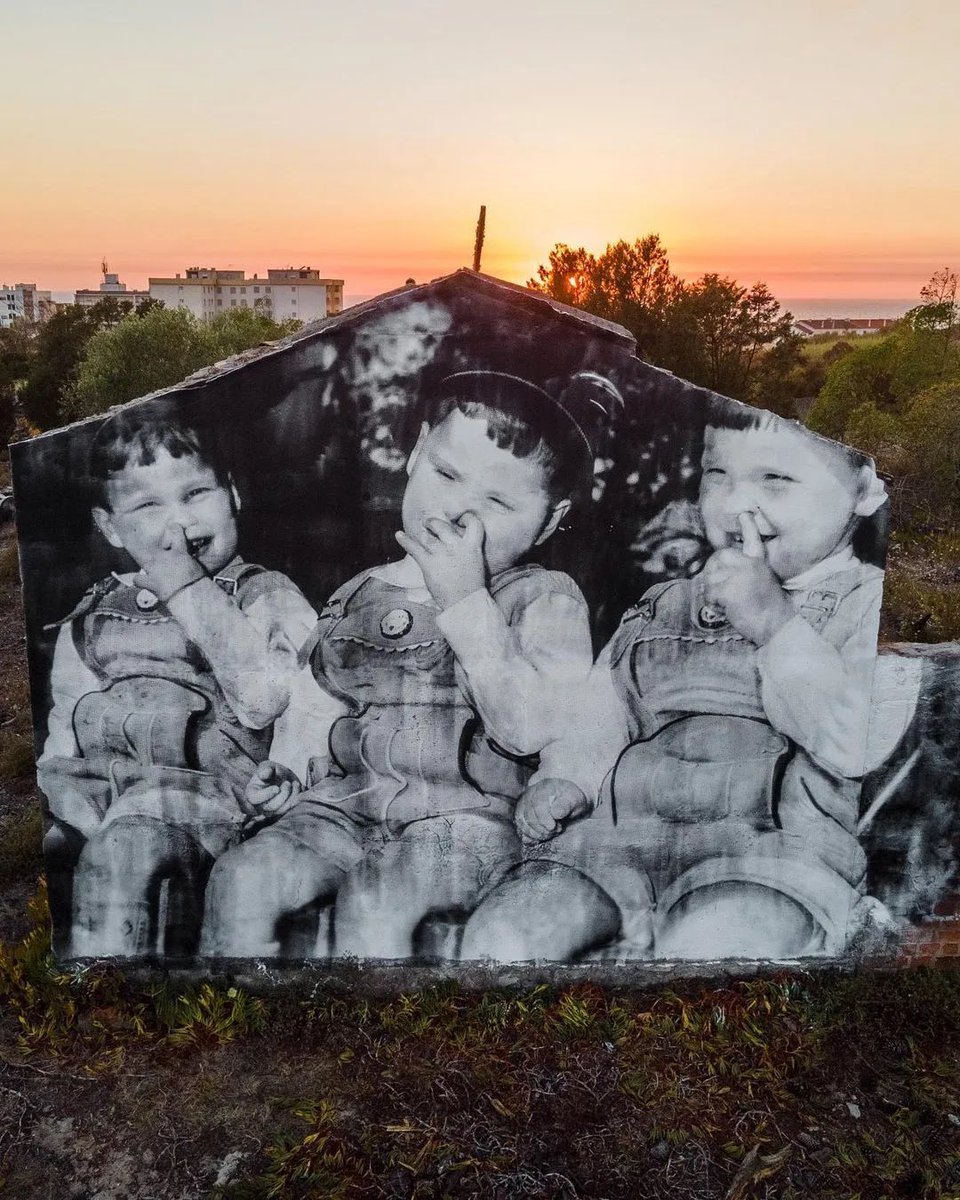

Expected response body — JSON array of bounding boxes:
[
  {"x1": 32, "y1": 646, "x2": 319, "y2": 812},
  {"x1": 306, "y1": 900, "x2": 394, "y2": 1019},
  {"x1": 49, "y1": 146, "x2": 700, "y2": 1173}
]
[
  {"x1": 1, "y1": 468, "x2": 960, "y2": 1198},
  {"x1": 1, "y1": 893, "x2": 960, "y2": 1199}
]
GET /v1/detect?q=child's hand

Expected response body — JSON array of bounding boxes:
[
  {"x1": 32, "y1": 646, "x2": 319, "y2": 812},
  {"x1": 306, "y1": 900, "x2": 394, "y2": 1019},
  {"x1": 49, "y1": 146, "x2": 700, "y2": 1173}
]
[
  {"x1": 395, "y1": 512, "x2": 487, "y2": 610},
  {"x1": 701, "y1": 512, "x2": 795, "y2": 645},
  {"x1": 240, "y1": 761, "x2": 302, "y2": 832},
  {"x1": 133, "y1": 522, "x2": 206, "y2": 602},
  {"x1": 515, "y1": 778, "x2": 590, "y2": 843}
]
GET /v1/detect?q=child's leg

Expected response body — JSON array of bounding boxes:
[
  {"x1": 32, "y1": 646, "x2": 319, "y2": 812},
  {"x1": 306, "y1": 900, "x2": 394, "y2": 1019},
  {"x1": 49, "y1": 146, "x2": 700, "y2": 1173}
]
[
  {"x1": 333, "y1": 813, "x2": 518, "y2": 960},
  {"x1": 461, "y1": 862, "x2": 621, "y2": 962},
  {"x1": 200, "y1": 812, "x2": 362, "y2": 958},
  {"x1": 655, "y1": 882, "x2": 819, "y2": 959},
  {"x1": 71, "y1": 816, "x2": 208, "y2": 958}
]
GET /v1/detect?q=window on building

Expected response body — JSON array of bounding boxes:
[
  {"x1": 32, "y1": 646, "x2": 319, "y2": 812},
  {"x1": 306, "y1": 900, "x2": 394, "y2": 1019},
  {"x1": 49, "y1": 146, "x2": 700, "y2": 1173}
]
[
  {"x1": 231, "y1": 299, "x2": 237, "y2": 306},
  {"x1": 241, "y1": 287, "x2": 246, "y2": 294},
  {"x1": 217, "y1": 299, "x2": 223, "y2": 306},
  {"x1": 253, "y1": 286, "x2": 260, "y2": 293},
  {"x1": 216, "y1": 286, "x2": 221, "y2": 294},
  {"x1": 230, "y1": 287, "x2": 236, "y2": 294},
  {"x1": 241, "y1": 299, "x2": 248, "y2": 307},
  {"x1": 291, "y1": 287, "x2": 296, "y2": 292}
]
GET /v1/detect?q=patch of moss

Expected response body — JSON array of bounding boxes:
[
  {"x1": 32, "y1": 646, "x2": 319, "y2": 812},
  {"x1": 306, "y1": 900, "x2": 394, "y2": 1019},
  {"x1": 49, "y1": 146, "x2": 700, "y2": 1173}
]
[
  {"x1": 0, "y1": 732, "x2": 35, "y2": 781},
  {"x1": 0, "y1": 807, "x2": 42, "y2": 888},
  {"x1": 881, "y1": 571, "x2": 960, "y2": 642},
  {"x1": 0, "y1": 538, "x2": 20, "y2": 585}
]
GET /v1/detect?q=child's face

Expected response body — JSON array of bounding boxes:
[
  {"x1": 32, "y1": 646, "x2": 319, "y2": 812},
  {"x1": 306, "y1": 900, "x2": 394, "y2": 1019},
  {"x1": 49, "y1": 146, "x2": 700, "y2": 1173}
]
[
  {"x1": 402, "y1": 410, "x2": 568, "y2": 576},
  {"x1": 699, "y1": 424, "x2": 869, "y2": 581},
  {"x1": 93, "y1": 447, "x2": 239, "y2": 575}
]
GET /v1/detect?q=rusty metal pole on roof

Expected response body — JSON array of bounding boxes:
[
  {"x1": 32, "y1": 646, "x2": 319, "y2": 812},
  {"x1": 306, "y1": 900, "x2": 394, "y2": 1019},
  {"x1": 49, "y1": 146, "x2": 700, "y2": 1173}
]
[{"x1": 472, "y1": 206, "x2": 486, "y2": 273}]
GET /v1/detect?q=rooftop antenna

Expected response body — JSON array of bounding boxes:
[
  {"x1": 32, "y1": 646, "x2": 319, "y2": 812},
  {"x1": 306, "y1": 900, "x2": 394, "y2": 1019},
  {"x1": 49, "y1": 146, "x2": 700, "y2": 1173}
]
[{"x1": 472, "y1": 205, "x2": 486, "y2": 273}]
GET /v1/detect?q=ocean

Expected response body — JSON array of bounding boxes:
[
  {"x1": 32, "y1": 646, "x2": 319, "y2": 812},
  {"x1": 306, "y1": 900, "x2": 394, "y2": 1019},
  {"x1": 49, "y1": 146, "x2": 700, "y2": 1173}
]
[
  {"x1": 777, "y1": 298, "x2": 916, "y2": 321},
  {"x1": 344, "y1": 294, "x2": 917, "y2": 321}
]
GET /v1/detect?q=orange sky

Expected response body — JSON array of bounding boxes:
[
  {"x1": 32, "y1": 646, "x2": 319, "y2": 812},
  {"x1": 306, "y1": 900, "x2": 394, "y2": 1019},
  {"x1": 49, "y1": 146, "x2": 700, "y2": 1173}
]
[{"x1": 2, "y1": 1, "x2": 957, "y2": 303}]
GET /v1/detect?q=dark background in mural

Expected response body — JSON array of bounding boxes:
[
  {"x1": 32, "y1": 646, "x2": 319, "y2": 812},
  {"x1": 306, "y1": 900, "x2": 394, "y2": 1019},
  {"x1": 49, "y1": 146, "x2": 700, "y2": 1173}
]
[
  {"x1": 18, "y1": 272, "x2": 949, "y2": 948},
  {"x1": 12, "y1": 276, "x2": 718, "y2": 741}
]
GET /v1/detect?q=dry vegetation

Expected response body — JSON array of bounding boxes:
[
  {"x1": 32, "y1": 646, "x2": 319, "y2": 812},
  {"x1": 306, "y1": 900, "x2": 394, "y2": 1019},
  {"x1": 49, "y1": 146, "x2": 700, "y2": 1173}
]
[{"x1": 1, "y1": 465, "x2": 960, "y2": 1198}]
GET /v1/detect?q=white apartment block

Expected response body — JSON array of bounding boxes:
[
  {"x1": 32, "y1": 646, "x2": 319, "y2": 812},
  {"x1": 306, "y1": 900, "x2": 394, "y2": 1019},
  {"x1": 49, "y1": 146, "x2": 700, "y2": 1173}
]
[
  {"x1": 148, "y1": 266, "x2": 344, "y2": 324},
  {"x1": 0, "y1": 282, "x2": 53, "y2": 328},
  {"x1": 75, "y1": 269, "x2": 150, "y2": 310}
]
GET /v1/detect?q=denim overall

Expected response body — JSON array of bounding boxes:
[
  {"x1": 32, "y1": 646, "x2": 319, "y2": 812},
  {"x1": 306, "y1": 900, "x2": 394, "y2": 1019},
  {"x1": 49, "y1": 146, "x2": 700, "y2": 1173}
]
[
  {"x1": 40, "y1": 561, "x2": 279, "y2": 854},
  {"x1": 297, "y1": 566, "x2": 542, "y2": 836},
  {"x1": 599, "y1": 566, "x2": 876, "y2": 953},
  {"x1": 40, "y1": 562, "x2": 293, "y2": 957}
]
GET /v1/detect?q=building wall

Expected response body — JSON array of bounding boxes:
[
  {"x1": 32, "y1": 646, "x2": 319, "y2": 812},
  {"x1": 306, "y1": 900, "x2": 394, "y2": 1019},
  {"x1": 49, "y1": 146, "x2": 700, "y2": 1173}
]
[
  {"x1": 11, "y1": 272, "x2": 958, "y2": 980},
  {"x1": 149, "y1": 267, "x2": 343, "y2": 323},
  {"x1": 0, "y1": 283, "x2": 52, "y2": 328}
]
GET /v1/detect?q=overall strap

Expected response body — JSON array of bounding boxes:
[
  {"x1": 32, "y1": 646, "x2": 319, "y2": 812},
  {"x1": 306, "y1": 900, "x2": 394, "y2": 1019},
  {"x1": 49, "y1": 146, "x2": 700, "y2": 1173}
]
[{"x1": 44, "y1": 575, "x2": 122, "y2": 632}]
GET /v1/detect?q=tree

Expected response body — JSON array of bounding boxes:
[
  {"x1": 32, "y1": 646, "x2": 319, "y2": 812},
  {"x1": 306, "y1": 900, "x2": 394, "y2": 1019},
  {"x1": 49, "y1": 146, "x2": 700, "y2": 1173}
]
[
  {"x1": 527, "y1": 243, "x2": 601, "y2": 310},
  {"x1": 0, "y1": 324, "x2": 35, "y2": 446},
  {"x1": 206, "y1": 306, "x2": 302, "y2": 358},
  {"x1": 666, "y1": 275, "x2": 799, "y2": 404},
  {"x1": 528, "y1": 238, "x2": 798, "y2": 405},
  {"x1": 65, "y1": 305, "x2": 303, "y2": 422},
  {"x1": 807, "y1": 288, "x2": 960, "y2": 445},
  {"x1": 805, "y1": 269, "x2": 960, "y2": 534},
  {"x1": 18, "y1": 306, "x2": 103, "y2": 430},
  {"x1": 903, "y1": 267, "x2": 959, "y2": 380},
  {"x1": 528, "y1": 236, "x2": 682, "y2": 361}
]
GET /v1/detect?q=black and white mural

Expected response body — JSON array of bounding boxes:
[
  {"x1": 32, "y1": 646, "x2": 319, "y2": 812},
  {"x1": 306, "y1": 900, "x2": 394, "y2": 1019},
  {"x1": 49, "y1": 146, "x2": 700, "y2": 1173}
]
[{"x1": 11, "y1": 272, "x2": 956, "y2": 966}]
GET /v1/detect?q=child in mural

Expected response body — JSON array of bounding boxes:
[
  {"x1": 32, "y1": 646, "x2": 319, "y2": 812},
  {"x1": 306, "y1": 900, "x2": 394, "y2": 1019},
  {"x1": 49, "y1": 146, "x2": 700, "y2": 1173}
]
[
  {"x1": 201, "y1": 371, "x2": 602, "y2": 959},
  {"x1": 37, "y1": 405, "x2": 318, "y2": 957},
  {"x1": 461, "y1": 404, "x2": 889, "y2": 963}
]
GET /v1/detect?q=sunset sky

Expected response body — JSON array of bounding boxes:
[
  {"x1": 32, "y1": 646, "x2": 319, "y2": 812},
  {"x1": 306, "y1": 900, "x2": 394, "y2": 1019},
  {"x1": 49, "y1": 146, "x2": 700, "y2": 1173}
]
[{"x1": 2, "y1": 0, "x2": 957, "y2": 304}]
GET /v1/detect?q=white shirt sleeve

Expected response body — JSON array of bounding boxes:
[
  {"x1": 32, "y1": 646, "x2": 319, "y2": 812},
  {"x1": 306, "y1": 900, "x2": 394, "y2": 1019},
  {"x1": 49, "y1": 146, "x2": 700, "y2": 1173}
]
[
  {"x1": 437, "y1": 584, "x2": 595, "y2": 759},
  {"x1": 40, "y1": 624, "x2": 100, "y2": 761},
  {"x1": 531, "y1": 638, "x2": 631, "y2": 805},
  {"x1": 756, "y1": 578, "x2": 882, "y2": 779},
  {"x1": 166, "y1": 576, "x2": 319, "y2": 730}
]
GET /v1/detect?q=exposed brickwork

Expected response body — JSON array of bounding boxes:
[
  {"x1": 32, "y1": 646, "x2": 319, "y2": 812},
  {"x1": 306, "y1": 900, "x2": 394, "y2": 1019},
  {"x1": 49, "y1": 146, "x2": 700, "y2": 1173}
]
[{"x1": 898, "y1": 908, "x2": 960, "y2": 964}]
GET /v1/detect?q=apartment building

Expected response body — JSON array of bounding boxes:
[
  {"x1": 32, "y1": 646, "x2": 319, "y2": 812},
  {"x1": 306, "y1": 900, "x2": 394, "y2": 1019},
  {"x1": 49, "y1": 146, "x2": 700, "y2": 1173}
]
[
  {"x1": 0, "y1": 282, "x2": 54, "y2": 328},
  {"x1": 148, "y1": 266, "x2": 344, "y2": 323},
  {"x1": 75, "y1": 267, "x2": 150, "y2": 310}
]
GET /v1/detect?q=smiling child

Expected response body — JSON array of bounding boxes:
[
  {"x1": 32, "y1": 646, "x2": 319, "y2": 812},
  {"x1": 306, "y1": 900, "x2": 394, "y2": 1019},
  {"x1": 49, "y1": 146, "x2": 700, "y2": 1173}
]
[
  {"x1": 462, "y1": 405, "x2": 889, "y2": 963},
  {"x1": 38, "y1": 405, "x2": 317, "y2": 957},
  {"x1": 201, "y1": 371, "x2": 602, "y2": 960}
]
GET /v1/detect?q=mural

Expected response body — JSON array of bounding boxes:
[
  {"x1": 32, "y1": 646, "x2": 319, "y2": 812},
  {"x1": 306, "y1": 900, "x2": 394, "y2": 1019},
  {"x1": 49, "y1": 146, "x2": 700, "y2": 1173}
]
[{"x1": 10, "y1": 272, "x2": 956, "y2": 967}]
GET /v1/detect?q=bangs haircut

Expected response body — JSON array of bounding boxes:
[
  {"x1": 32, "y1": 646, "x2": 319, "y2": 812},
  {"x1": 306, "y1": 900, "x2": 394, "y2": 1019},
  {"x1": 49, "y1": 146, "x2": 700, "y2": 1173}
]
[
  {"x1": 704, "y1": 397, "x2": 868, "y2": 477},
  {"x1": 88, "y1": 405, "x2": 227, "y2": 509},
  {"x1": 432, "y1": 372, "x2": 591, "y2": 502}
]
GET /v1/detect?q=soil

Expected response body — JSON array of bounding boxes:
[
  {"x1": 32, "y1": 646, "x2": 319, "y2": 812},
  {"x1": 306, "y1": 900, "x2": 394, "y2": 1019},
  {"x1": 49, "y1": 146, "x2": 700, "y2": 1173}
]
[{"x1": 1, "y1": 464, "x2": 959, "y2": 1199}]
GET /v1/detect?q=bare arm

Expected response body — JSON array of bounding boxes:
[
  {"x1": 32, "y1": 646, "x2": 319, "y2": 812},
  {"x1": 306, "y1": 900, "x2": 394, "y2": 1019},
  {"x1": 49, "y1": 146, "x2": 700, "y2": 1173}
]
[{"x1": 40, "y1": 625, "x2": 99, "y2": 760}]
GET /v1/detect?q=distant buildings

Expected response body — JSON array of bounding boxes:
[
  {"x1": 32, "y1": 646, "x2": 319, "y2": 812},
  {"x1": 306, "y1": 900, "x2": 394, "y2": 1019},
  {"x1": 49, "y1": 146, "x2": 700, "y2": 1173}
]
[
  {"x1": 0, "y1": 282, "x2": 54, "y2": 329},
  {"x1": 792, "y1": 317, "x2": 900, "y2": 338},
  {"x1": 75, "y1": 265, "x2": 150, "y2": 310},
  {"x1": 148, "y1": 266, "x2": 344, "y2": 323}
]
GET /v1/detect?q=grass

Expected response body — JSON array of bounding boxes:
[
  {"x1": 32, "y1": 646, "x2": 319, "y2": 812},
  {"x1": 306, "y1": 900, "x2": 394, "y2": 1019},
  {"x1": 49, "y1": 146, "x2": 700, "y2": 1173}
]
[
  {"x1": 0, "y1": 805, "x2": 42, "y2": 888},
  {"x1": 2, "y1": 885, "x2": 960, "y2": 1197},
  {"x1": 882, "y1": 529, "x2": 960, "y2": 641}
]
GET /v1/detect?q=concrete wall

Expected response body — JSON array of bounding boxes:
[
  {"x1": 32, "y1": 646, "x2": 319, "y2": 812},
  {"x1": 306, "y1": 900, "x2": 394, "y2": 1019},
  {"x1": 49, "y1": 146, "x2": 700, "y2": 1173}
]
[{"x1": 10, "y1": 271, "x2": 957, "y2": 980}]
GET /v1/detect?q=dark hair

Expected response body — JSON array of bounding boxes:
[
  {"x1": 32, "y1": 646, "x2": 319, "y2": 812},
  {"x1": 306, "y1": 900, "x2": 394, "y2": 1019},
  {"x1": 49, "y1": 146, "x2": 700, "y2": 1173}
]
[
  {"x1": 703, "y1": 395, "x2": 888, "y2": 566},
  {"x1": 704, "y1": 395, "x2": 869, "y2": 476},
  {"x1": 430, "y1": 371, "x2": 594, "y2": 503},
  {"x1": 88, "y1": 403, "x2": 228, "y2": 509}
]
